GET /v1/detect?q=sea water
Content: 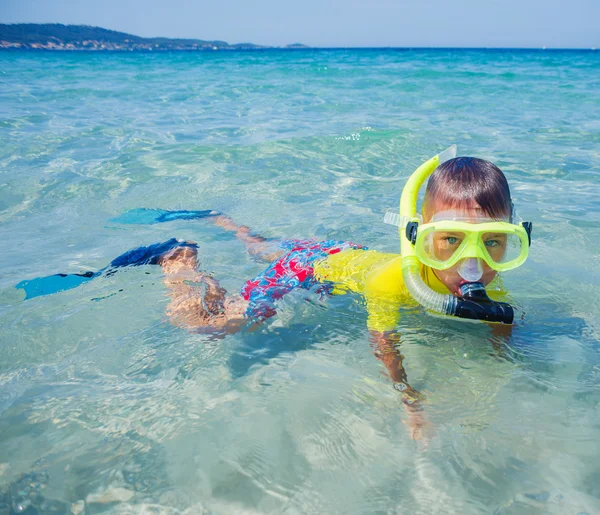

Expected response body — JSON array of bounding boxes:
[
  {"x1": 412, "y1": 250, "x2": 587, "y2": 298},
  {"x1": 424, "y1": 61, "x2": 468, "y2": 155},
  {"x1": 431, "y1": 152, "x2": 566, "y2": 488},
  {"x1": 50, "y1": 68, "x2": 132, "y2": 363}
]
[{"x1": 0, "y1": 49, "x2": 599, "y2": 513}]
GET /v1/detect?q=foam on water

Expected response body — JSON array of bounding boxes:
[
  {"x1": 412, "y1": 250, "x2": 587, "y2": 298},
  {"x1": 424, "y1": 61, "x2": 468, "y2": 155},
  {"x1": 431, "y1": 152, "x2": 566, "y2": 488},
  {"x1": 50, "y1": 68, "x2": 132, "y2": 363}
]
[{"x1": 1, "y1": 49, "x2": 599, "y2": 513}]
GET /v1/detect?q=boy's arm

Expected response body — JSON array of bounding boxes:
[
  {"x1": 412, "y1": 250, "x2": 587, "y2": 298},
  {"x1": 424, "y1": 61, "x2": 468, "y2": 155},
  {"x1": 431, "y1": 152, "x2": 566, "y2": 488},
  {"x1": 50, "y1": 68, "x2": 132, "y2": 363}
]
[
  {"x1": 370, "y1": 329, "x2": 432, "y2": 441},
  {"x1": 370, "y1": 330, "x2": 422, "y2": 403}
]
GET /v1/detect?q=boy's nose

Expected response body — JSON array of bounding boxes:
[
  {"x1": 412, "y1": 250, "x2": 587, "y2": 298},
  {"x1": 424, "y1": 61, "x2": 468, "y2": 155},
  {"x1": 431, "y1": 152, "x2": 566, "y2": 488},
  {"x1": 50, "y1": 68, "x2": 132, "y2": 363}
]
[{"x1": 457, "y1": 258, "x2": 483, "y2": 282}]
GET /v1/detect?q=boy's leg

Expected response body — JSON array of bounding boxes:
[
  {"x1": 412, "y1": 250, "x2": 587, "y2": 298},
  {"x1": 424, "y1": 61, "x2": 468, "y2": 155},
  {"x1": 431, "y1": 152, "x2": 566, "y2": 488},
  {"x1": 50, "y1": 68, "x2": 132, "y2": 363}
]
[
  {"x1": 159, "y1": 245, "x2": 226, "y2": 329},
  {"x1": 212, "y1": 215, "x2": 283, "y2": 262}
]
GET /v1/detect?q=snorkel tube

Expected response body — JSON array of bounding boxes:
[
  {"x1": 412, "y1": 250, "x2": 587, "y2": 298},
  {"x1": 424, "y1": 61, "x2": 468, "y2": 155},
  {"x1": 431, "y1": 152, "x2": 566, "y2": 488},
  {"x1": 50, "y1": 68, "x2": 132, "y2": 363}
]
[{"x1": 400, "y1": 146, "x2": 515, "y2": 324}]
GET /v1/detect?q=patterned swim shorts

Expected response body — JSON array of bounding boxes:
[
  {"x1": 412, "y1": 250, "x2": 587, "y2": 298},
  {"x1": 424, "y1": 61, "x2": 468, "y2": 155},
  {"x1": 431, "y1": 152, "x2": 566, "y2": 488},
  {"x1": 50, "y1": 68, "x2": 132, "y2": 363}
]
[{"x1": 240, "y1": 239, "x2": 365, "y2": 319}]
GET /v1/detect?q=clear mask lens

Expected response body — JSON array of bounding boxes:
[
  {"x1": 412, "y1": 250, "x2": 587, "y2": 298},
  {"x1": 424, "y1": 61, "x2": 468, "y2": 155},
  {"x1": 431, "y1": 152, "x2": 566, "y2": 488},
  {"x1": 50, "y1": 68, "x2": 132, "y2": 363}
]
[
  {"x1": 423, "y1": 230, "x2": 467, "y2": 264},
  {"x1": 482, "y1": 232, "x2": 523, "y2": 264},
  {"x1": 457, "y1": 258, "x2": 484, "y2": 282}
]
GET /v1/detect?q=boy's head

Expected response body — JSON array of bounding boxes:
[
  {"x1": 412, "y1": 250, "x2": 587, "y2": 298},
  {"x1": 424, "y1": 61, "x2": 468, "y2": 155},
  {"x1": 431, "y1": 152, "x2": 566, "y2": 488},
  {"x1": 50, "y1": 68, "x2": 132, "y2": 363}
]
[
  {"x1": 423, "y1": 157, "x2": 512, "y2": 223},
  {"x1": 421, "y1": 157, "x2": 513, "y2": 294}
]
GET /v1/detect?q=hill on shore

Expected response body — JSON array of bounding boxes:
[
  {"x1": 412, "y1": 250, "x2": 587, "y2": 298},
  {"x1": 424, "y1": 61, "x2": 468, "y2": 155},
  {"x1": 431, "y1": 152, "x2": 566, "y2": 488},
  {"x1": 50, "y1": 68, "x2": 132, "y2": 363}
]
[{"x1": 0, "y1": 24, "x2": 308, "y2": 51}]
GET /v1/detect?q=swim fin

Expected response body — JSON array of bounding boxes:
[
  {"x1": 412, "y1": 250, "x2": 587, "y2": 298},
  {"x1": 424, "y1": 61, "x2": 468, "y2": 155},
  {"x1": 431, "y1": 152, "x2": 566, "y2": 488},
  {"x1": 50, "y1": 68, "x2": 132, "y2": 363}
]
[
  {"x1": 16, "y1": 272, "x2": 97, "y2": 300},
  {"x1": 108, "y1": 239, "x2": 198, "y2": 267},
  {"x1": 17, "y1": 239, "x2": 198, "y2": 300},
  {"x1": 109, "y1": 208, "x2": 221, "y2": 225}
]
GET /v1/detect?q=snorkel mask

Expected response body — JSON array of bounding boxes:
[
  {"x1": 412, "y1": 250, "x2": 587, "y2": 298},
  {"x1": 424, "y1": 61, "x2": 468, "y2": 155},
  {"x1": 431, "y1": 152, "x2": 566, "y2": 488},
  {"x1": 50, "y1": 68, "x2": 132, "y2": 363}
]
[{"x1": 395, "y1": 145, "x2": 532, "y2": 324}]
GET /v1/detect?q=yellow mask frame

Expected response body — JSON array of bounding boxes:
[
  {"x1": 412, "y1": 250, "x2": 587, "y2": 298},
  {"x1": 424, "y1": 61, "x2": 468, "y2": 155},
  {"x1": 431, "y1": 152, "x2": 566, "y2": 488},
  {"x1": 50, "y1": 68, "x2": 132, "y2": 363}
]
[{"x1": 414, "y1": 220, "x2": 531, "y2": 272}]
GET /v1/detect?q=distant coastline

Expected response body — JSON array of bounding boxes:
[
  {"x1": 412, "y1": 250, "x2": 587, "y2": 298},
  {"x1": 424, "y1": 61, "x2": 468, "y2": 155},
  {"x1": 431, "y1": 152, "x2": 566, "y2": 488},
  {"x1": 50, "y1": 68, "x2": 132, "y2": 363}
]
[
  {"x1": 0, "y1": 24, "x2": 596, "y2": 52},
  {"x1": 0, "y1": 23, "x2": 309, "y2": 51}
]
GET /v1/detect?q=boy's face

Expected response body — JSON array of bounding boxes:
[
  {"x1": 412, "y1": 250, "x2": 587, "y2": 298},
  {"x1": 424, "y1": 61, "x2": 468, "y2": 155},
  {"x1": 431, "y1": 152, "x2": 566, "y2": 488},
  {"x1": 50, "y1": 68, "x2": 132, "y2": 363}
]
[{"x1": 423, "y1": 200, "x2": 503, "y2": 296}]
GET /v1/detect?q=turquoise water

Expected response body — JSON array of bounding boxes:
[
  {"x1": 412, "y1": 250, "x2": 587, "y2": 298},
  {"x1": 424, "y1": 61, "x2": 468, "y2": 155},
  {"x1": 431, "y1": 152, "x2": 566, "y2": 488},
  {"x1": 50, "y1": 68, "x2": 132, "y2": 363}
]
[{"x1": 1, "y1": 49, "x2": 600, "y2": 513}]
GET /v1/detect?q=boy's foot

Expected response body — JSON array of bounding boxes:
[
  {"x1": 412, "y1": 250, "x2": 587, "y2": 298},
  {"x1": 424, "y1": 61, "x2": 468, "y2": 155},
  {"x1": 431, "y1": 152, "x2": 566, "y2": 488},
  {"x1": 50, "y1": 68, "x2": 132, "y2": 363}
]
[{"x1": 159, "y1": 244, "x2": 202, "y2": 280}]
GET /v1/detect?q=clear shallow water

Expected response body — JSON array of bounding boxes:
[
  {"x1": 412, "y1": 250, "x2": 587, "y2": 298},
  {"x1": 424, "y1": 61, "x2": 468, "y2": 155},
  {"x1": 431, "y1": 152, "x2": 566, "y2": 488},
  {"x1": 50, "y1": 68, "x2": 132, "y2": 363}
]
[{"x1": 1, "y1": 49, "x2": 600, "y2": 513}]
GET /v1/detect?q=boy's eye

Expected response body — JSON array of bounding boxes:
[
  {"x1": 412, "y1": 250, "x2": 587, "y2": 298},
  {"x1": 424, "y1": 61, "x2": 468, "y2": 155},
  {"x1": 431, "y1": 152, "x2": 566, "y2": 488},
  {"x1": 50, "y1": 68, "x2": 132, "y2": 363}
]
[
  {"x1": 445, "y1": 236, "x2": 460, "y2": 245},
  {"x1": 483, "y1": 233, "x2": 507, "y2": 248}
]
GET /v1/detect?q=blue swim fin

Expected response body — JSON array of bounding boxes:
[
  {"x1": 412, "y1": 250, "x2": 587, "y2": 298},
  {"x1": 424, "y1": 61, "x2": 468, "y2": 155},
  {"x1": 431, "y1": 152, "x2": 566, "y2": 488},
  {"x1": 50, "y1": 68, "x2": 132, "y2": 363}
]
[
  {"x1": 108, "y1": 239, "x2": 198, "y2": 267},
  {"x1": 17, "y1": 239, "x2": 199, "y2": 300},
  {"x1": 109, "y1": 208, "x2": 221, "y2": 225},
  {"x1": 16, "y1": 272, "x2": 97, "y2": 300}
]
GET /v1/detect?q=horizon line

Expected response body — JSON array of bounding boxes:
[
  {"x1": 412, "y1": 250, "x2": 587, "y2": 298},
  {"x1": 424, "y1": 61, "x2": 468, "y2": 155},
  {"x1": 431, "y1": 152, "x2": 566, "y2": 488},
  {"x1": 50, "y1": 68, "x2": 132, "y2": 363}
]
[
  {"x1": 0, "y1": 23, "x2": 597, "y2": 51},
  {"x1": 1, "y1": 46, "x2": 598, "y2": 51}
]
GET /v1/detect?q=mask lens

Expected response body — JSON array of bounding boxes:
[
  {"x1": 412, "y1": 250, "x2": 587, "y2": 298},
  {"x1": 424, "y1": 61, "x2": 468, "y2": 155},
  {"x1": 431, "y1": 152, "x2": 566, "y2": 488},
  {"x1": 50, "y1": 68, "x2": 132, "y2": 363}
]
[
  {"x1": 423, "y1": 230, "x2": 467, "y2": 265},
  {"x1": 482, "y1": 232, "x2": 522, "y2": 265}
]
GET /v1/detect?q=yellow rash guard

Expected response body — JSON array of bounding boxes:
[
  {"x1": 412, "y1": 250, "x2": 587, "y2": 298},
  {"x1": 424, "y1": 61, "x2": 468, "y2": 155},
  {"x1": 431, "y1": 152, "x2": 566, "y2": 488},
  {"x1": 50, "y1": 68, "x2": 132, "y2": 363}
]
[{"x1": 313, "y1": 249, "x2": 503, "y2": 332}]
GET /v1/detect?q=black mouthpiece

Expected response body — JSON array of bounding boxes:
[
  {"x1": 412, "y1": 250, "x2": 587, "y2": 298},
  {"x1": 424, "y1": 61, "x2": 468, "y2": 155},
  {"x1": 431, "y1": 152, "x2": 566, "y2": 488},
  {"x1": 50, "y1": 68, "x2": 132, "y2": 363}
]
[{"x1": 447, "y1": 282, "x2": 514, "y2": 324}]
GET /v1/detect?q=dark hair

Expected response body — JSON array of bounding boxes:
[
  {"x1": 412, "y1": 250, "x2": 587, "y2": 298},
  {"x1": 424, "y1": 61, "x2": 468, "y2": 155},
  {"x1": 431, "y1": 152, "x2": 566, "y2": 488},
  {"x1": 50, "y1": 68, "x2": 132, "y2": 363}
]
[{"x1": 424, "y1": 157, "x2": 512, "y2": 220}]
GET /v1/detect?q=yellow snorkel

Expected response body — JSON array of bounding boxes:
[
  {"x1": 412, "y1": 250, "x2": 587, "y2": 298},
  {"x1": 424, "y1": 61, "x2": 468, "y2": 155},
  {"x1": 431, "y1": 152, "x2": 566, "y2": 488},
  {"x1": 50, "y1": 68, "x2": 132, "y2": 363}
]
[{"x1": 400, "y1": 145, "x2": 518, "y2": 324}]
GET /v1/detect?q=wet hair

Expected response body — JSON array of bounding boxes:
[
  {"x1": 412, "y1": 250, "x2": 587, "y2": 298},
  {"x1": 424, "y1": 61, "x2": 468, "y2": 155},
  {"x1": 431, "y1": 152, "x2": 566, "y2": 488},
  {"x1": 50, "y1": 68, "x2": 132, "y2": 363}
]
[{"x1": 424, "y1": 157, "x2": 512, "y2": 220}]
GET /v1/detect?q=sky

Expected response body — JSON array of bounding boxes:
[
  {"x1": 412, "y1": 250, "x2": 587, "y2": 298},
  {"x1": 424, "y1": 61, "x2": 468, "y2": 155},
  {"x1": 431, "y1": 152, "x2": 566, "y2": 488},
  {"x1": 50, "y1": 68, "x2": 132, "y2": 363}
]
[{"x1": 1, "y1": 0, "x2": 598, "y2": 49}]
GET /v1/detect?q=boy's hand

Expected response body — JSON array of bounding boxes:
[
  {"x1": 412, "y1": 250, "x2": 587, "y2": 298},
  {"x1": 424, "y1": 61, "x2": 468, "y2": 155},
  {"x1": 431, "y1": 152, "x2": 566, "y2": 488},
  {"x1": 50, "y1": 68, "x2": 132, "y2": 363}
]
[
  {"x1": 404, "y1": 407, "x2": 435, "y2": 442},
  {"x1": 401, "y1": 398, "x2": 435, "y2": 443}
]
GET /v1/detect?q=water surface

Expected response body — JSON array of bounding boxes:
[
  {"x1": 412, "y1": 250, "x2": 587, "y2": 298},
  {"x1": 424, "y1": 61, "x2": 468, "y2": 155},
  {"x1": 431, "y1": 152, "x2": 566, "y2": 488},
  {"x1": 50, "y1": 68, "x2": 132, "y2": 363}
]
[{"x1": 1, "y1": 49, "x2": 600, "y2": 514}]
